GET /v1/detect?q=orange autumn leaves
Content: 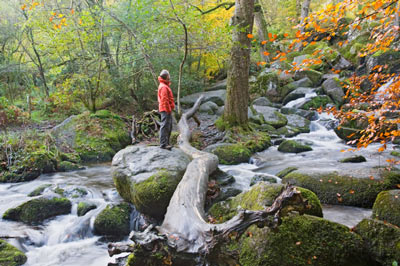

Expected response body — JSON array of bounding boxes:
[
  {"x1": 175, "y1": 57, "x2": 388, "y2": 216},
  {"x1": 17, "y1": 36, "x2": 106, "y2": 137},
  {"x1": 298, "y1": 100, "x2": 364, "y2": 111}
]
[{"x1": 247, "y1": 32, "x2": 290, "y2": 66}]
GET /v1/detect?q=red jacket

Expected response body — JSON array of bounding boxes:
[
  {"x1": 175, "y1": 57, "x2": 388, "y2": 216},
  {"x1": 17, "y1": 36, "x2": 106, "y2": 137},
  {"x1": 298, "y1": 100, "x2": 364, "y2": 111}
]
[{"x1": 158, "y1": 76, "x2": 175, "y2": 113}]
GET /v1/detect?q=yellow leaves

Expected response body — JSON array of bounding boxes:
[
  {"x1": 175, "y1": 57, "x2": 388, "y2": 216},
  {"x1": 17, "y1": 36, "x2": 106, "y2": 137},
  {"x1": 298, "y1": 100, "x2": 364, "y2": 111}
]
[
  {"x1": 247, "y1": 34, "x2": 254, "y2": 39},
  {"x1": 261, "y1": 40, "x2": 267, "y2": 45},
  {"x1": 283, "y1": 33, "x2": 289, "y2": 38},
  {"x1": 263, "y1": 51, "x2": 270, "y2": 56},
  {"x1": 71, "y1": 9, "x2": 75, "y2": 15},
  {"x1": 21, "y1": 4, "x2": 27, "y2": 11}
]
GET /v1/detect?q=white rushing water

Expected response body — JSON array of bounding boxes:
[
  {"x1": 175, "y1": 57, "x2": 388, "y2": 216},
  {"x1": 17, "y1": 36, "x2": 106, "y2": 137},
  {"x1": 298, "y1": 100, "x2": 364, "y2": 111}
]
[
  {"x1": 220, "y1": 112, "x2": 393, "y2": 227},
  {"x1": 0, "y1": 164, "x2": 127, "y2": 266}
]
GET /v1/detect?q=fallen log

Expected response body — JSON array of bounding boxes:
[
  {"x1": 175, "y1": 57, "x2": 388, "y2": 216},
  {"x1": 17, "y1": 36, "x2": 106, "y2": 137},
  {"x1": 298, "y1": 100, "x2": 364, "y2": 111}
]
[{"x1": 108, "y1": 96, "x2": 307, "y2": 265}]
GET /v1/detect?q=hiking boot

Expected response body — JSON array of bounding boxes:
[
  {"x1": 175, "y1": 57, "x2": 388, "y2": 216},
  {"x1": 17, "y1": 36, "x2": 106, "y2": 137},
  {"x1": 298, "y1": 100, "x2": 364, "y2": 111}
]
[{"x1": 160, "y1": 145, "x2": 172, "y2": 151}]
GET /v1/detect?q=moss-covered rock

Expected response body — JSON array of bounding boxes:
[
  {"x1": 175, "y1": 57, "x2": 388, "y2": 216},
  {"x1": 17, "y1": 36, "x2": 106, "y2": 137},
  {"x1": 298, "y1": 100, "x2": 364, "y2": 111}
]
[
  {"x1": 252, "y1": 105, "x2": 288, "y2": 129},
  {"x1": 2, "y1": 197, "x2": 72, "y2": 224},
  {"x1": 132, "y1": 170, "x2": 181, "y2": 219},
  {"x1": 277, "y1": 167, "x2": 298, "y2": 178},
  {"x1": 57, "y1": 161, "x2": 84, "y2": 172},
  {"x1": 391, "y1": 151, "x2": 400, "y2": 157},
  {"x1": 372, "y1": 190, "x2": 400, "y2": 227},
  {"x1": 354, "y1": 219, "x2": 400, "y2": 266},
  {"x1": 278, "y1": 140, "x2": 312, "y2": 153},
  {"x1": 77, "y1": 202, "x2": 97, "y2": 216},
  {"x1": 208, "y1": 182, "x2": 323, "y2": 222},
  {"x1": 94, "y1": 203, "x2": 131, "y2": 238},
  {"x1": 250, "y1": 174, "x2": 277, "y2": 186},
  {"x1": 51, "y1": 111, "x2": 131, "y2": 163},
  {"x1": 300, "y1": 95, "x2": 333, "y2": 110},
  {"x1": 112, "y1": 145, "x2": 190, "y2": 220},
  {"x1": 28, "y1": 184, "x2": 51, "y2": 197},
  {"x1": 211, "y1": 143, "x2": 252, "y2": 165},
  {"x1": 282, "y1": 170, "x2": 400, "y2": 207},
  {"x1": 340, "y1": 155, "x2": 367, "y2": 163},
  {"x1": 334, "y1": 116, "x2": 369, "y2": 141},
  {"x1": 294, "y1": 69, "x2": 323, "y2": 86},
  {"x1": 224, "y1": 215, "x2": 366, "y2": 266},
  {"x1": 0, "y1": 240, "x2": 27, "y2": 266}
]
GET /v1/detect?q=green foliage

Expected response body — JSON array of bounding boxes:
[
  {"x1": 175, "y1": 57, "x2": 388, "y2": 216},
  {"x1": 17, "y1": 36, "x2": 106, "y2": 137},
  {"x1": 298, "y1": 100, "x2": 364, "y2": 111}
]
[
  {"x1": 0, "y1": 239, "x2": 27, "y2": 266},
  {"x1": 94, "y1": 203, "x2": 131, "y2": 238}
]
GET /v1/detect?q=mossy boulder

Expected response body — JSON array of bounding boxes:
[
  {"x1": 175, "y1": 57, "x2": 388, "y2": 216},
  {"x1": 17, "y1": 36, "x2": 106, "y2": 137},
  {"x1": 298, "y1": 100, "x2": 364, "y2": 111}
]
[
  {"x1": 250, "y1": 174, "x2": 277, "y2": 186},
  {"x1": 322, "y1": 78, "x2": 345, "y2": 106},
  {"x1": 286, "y1": 114, "x2": 311, "y2": 133},
  {"x1": 282, "y1": 169, "x2": 400, "y2": 207},
  {"x1": 51, "y1": 111, "x2": 131, "y2": 163},
  {"x1": 278, "y1": 140, "x2": 312, "y2": 153},
  {"x1": 354, "y1": 219, "x2": 400, "y2": 266},
  {"x1": 223, "y1": 215, "x2": 366, "y2": 266},
  {"x1": 372, "y1": 190, "x2": 400, "y2": 227},
  {"x1": 300, "y1": 95, "x2": 333, "y2": 110},
  {"x1": 112, "y1": 145, "x2": 190, "y2": 220},
  {"x1": 206, "y1": 131, "x2": 272, "y2": 165},
  {"x1": 334, "y1": 116, "x2": 369, "y2": 141},
  {"x1": 2, "y1": 196, "x2": 72, "y2": 224},
  {"x1": 340, "y1": 155, "x2": 367, "y2": 163},
  {"x1": 367, "y1": 49, "x2": 400, "y2": 74},
  {"x1": 207, "y1": 143, "x2": 252, "y2": 165},
  {"x1": 277, "y1": 167, "x2": 298, "y2": 178},
  {"x1": 0, "y1": 240, "x2": 27, "y2": 266},
  {"x1": 94, "y1": 203, "x2": 131, "y2": 238},
  {"x1": 208, "y1": 182, "x2": 323, "y2": 221},
  {"x1": 180, "y1": 89, "x2": 226, "y2": 107},
  {"x1": 57, "y1": 161, "x2": 84, "y2": 172},
  {"x1": 252, "y1": 105, "x2": 288, "y2": 128},
  {"x1": 294, "y1": 69, "x2": 323, "y2": 86},
  {"x1": 77, "y1": 202, "x2": 97, "y2": 216},
  {"x1": 28, "y1": 184, "x2": 51, "y2": 197}
]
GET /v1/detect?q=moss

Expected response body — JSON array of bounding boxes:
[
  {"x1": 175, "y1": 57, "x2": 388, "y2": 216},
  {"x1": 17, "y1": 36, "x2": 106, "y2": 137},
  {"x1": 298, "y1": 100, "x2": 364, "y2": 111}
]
[
  {"x1": 170, "y1": 131, "x2": 179, "y2": 146},
  {"x1": 28, "y1": 184, "x2": 51, "y2": 197},
  {"x1": 58, "y1": 161, "x2": 83, "y2": 172},
  {"x1": 132, "y1": 170, "x2": 181, "y2": 219},
  {"x1": 278, "y1": 140, "x2": 312, "y2": 153},
  {"x1": 277, "y1": 167, "x2": 298, "y2": 178},
  {"x1": 391, "y1": 151, "x2": 400, "y2": 158},
  {"x1": 354, "y1": 219, "x2": 400, "y2": 266},
  {"x1": 208, "y1": 183, "x2": 323, "y2": 223},
  {"x1": 215, "y1": 117, "x2": 230, "y2": 131},
  {"x1": 340, "y1": 155, "x2": 367, "y2": 163},
  {"x1": 94, "y1": 203, "x2": 131, "y2": 238},
  {"x1": 228, "y1": 215, "x2": 366, "y2": 266},
  {"x1": 283, "y1": 170, "x2": 400, "y2": 208},
  {"x1": 2, "y1": 197, "x2": 72, "y2": 224},
  {"x1": 372, "y1": 190, "x2": 400, "y2": 226},
  {"x1": 74, "y1": 111, "x2": 130, "y2": 163},
  {"x1": 0, "y1": 239, "x2": 27, "y2": 266},
  {"x1": 59, "y1": 152, "x2": 81, "y2": 164},
  {"x1": 213, "y1": 144, "x2": 252, "y2": 165},
  {"x1": 301, "y1": 96, "x2": 333, "y2": 110},
  {"x1": 54, "y1": 186, "x2": 65, "y2": 196},
  {"x1": 77, "y1": 202, "x2": 97, "y2": 216},
  {"x1": 334, "y1": 116, "x2": 369, "y2": 141}
]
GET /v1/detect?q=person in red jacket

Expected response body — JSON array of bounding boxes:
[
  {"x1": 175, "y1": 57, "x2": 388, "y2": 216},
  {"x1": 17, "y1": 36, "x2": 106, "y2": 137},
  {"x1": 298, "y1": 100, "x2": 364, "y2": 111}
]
[{"x1": 158, "y1": 69, "x2": 175, "y2": 150}]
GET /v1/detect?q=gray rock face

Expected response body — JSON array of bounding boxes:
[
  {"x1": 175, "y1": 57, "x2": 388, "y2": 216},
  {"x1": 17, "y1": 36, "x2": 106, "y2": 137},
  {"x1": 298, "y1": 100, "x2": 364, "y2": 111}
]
[
  {"x1": 252, "y1": 97, "x2": 272, "y2": 106},
  {"x1": 322, "y1": 74, "x2": 340, "y2": 80},
  {"x1": 294, "y1": 70, "x2": 323, "y2": 86},
  {"x1": 281, "y1": 107, "x2": 318, "y2": 121},
  {"x1": 282, "y1": 87, "x2": 315, "y2": 105},
  {"x1": 253, "y1": 105, "x2": 288, "y2": 128},
  {"x1": 112, "y1": 145, "x2": 190, "y2": 184},
  {"x1": 199, "y1": 101, "x2": 219, "y2": 115},
  {"x1": 286, "y1": 114, "x2": 311, "y2": 133},
  {"x1": 291, "y1": 77, "x2": 313, "y2": 89},
  {"x1": 181, "y1": 90, "x2": 226, "y2": 107},
  {"x1": 333, "y1": 56, "x2": 353, "y2": 70},
  {"x1": 322, "y1": 78, "x2": 345, "y2": 105}
]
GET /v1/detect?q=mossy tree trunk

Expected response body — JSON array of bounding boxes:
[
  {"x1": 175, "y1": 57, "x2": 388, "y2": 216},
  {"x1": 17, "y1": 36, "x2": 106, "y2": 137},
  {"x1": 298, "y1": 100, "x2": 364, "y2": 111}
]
[{"x1": 223, "y1": 0, "x2": 255, "y2": 127}]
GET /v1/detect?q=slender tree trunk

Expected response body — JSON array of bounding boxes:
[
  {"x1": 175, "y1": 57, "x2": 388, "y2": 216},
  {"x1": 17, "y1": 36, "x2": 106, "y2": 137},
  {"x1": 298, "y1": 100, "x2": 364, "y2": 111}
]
[
  {"x1": 300, "y1": 0, "x2": 311, "y2": 34},
  {"x1": 254, "y1": 7, "x2": 269, "y2": 62},
  {"x1": 223, "y1": 0, "x2": 255, "y2": 127}
]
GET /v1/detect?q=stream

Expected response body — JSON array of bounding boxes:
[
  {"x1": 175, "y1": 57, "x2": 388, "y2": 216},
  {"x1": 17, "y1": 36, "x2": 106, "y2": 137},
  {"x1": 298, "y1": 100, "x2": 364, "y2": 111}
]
[
  {"x1": 0, "y1": 165, "x2": 125, "y2": 266},
  {"x1": 0, "y1": 113, "x2": 394, "y2": 265}
]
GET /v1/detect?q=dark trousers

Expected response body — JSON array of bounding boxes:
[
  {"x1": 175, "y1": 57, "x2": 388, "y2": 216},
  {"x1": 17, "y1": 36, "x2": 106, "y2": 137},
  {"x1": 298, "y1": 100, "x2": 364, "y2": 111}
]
[{"x1": 160, "y1": 111, "x2": 172, "y2": 147}]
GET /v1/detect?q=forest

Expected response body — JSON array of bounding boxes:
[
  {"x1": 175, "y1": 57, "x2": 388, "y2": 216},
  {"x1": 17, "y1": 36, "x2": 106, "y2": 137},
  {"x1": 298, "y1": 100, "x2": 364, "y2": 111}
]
[{"x1": 0, "y1": 0, "x2": 400, "y2": 266}]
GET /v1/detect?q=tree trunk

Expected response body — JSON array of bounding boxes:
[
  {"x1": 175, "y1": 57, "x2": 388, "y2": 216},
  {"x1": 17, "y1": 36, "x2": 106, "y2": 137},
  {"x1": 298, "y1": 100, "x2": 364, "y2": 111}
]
[
  {"x1": 223, "y1": 0, "x2": 255, "y2": 127},
  {"x1": 108, "y1": 96, "x2": 307, "y2": 264},
  {"x1": 300, "y1": 0, "x2": 311, "y2": 34},
  {"x1": 254, "y1": 7, "x2": 269, "y2": 62}
]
